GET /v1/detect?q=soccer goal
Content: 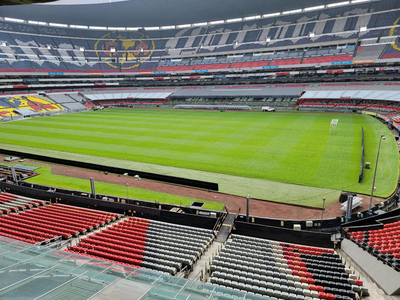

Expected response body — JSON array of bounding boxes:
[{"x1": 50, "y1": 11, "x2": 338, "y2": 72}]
[{"x1": 330, "y1": 119, "x2": 338, "y2": 135}]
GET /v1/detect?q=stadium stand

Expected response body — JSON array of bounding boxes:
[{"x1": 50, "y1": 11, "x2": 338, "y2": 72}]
[
  {"x1": 68, "y1": 216, "x2": 214, "y2": 275},
  {"x1": 348, "y1": 220, "x2": 400, "y2": 272},
  {"x1": 0, "y1": 0, "x2": 398, "y2": 74},
  {"x1": 381, "y1": 43, "x2": 400, "y2": 60},
  {"x1": 0, "y1": 193, "x2": 45, "y2": 215},
  {"x1": 354, "y1": 44, "x2": 387, "y2": 61},
  {"x1": 45, "y1": 93, "x2": 87, "y2": 112},
  {"x1": 0, "y1": 95, "x2": 64, "y2": 115},
  {"x1": 0, "y1": 0, "x2": 400, "y2": 299},
  {"x1": 0, "y1": 196, "x2": 120, "y2": 244},
  {"x1": 175, "y1": 104, "x2": 252, "y2": 110},
  {"x1": 210, "y1": 234, "x2": 368, "y2": 300}
]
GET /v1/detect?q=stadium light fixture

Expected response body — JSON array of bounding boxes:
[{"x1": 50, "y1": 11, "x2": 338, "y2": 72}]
[
  {"x1": 89, "y1": 26, "x2": 107, "y2": 30},
  {"x1": 4, "y1": 17, "x2": 24, "y2": 23},
  {"x1": 161, "y1": 26, "x2": 175, "y2": 30},
  {"x1": 244, "y1": 15, "x2": 261, "y2": 21},
  {"x1": 227, "y1": 18, "x2": 242, "y2": 23},
  {"x1": 351, "y1": 0, "x2": 370, "y2": 3},
  {"x1": 193, "y1": 22, "x2": 208, "y2": 27},
  {"x1": 262, "y1": 12, "x2": 281, "y2": 18},
  {"x1": 368, "y1": 135, "x2": 386, "y2": 215},
  {"x1": 304, "y1": 5, "x2": 325, "y2": 11},
  {"x1": 282, "y1": 9, "x2": 302, "y2": 15},
  {"x1": 177, "y1": 24, "x2": 191, "y2": 29},
  {"x1": 29, "y1": 21, "x2": 47, "y2": 26},
  {"x1": 126, "y1": 27, "x2": 141, "y2": 31},
  {"x1": 49, "y1": 23, "x2": 68, "y2": 28},
  {"x1": 327, "y1": 1, "x2": 350, "y2": 8},
  {"x1": 209, "y1": 20, "x2": 225, "y2": 25},
  {"x1": 70, "y1": 25, "x2": 88, "y2": 29},
  {"x1": 108, "y1": 27, "x2": 125, "y2": 31},
  {"x1": 144, "y1": 27, "x2": 160, "y2": 31}
]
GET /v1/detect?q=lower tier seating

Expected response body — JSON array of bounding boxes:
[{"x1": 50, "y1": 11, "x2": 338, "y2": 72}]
[
  {"x1": 348, "y1": 220, "x2": 400, "y2": 271},
  {"x1": 0, "y1": 197, "x2": 120, "y2": 244},
  {"x1": 68, "y1": 216, "x2": 214, "y2": 275},
  {"x1": 210, "y1": 235, "x2": 368, "y2": 300},
  {"x1": 0, "y1": 192, "x2": 45, "y2": 215},
  {"x1": 297, "y1": 99, "x2": 400, "y2": 112}
]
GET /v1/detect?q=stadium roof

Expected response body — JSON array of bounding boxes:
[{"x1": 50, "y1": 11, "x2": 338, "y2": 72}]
[{"x1": 0, "y1": 0, "x2": 370, "y2": 28}]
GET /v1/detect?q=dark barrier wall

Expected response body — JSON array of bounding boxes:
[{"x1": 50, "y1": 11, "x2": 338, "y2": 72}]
[
  {"x1": 344, "y1": 224, "x2": 383, "y2": 233},
  {"x1": 234, "y1": 221, "x2": 336, "y2": 248},
  {"x1": 0, "y1": 148, "x2": 218, "y2": 191},
  {"x1": 237, "y1": 214, "x2": 342, "y2": 230},
  {"x1": 0, "y1": 182, "x2": 218, "y2": 229},
  {"x1": 359, "y1": 126, "x2": 365, "y2": 183},
  {"x1": 342, "y1": 208, "x2": 400, "y2": 228}
]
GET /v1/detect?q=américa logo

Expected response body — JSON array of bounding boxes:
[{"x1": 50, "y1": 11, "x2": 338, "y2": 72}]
[
  {"x1": 94, "y1": 31, "x2": 155, "y2": 69},
  {"x1": 389, "y1": 17, "x2": 400, "y2": 51}
]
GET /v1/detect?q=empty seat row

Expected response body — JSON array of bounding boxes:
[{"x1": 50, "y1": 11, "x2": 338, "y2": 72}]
[
  {"x1": 69, "y1": 216, "x2": 214, "y2": 275},
  {"x1": 348, "y1": 220, "x2": 400, "y2": 271},
  {"x1": 0, "y1": 196, "x2": 121, "y2": 244},
  {"x1": 210, "y1": 235, "x2": 368, "y2": 299}
]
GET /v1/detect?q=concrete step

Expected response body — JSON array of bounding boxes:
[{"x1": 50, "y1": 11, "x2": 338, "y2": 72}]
[{"x1": 187, "y1": 241, "x2": 222, "y2": 281}]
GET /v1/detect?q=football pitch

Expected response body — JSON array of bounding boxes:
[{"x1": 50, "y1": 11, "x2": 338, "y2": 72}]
[{"x1": 0, "y1": 109, "x2": 397, "y2": 208}]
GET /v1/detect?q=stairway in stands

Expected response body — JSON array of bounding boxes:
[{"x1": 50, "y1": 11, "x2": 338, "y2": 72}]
[{"x1": 0, "y1": 192, "x2": 379, "y2": 299}]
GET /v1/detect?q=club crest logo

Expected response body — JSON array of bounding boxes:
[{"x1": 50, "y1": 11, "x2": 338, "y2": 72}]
[
  {"x1": 94, "y1": 31, "x2": 155, "y2": 69},
  {"x1": 389, "y1": 17, "x2": 400, "y2": 51}
]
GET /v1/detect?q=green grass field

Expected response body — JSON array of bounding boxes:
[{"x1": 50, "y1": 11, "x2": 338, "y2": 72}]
[
  {"x1": 0, "y1": 109, "x2": 397, "y2": 208},
  {"x1": 18, "y1": 164, "x2": 223, "y2": 211}
]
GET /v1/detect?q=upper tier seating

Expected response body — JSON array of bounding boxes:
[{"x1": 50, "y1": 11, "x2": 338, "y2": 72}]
[
  {"x1": 270, "y1": 58, "x2": 302, "y2": 66},
  {"x1": 381, "y1": 43, "x2": 400, "y2": 60},
  {"x1": 0, "y1": 1, "x2": 397, "y2": 75},
  {"x1": 192, "y1": 63, "x2": 230, "y2": 70},
  {"x1": 302, "y1": 54, "x2": 353, "y2": 64},
  {"x1": 68, "y1": 216, "x2": 214, "y2": 275},
  {"x1": 155, "y1": 65, "x2": 194, "y2": 72},
  {"x1": 0, "y1": 41, "x2": 384, "y2": 73},
  {"x1": 348, "y1": 220, "x2": 400, "y2": 271},
  {"x1": 210, "y1": 234, "x2": 368, "y2": 300},
  {"x1": 354, "y1": 45, "x2": 387, "y2": 61},
  {"x1": 0, "y1": 199, "x2": 120, "y2": 244},
  {"x1": 230, "y1": 60, "x2": 270, "y2": 69}
]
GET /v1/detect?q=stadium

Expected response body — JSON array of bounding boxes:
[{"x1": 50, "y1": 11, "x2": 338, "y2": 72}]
[{"x1": 0, "y1": 0, "x2": 400, "y2": 299}]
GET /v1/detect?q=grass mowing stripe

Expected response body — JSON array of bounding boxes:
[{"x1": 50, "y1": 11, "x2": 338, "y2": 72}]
[
  {"x1": 0, "y1": 142, "x2": 342, "y2": 208},
  {"x1": 0, "y1": 109, "x2": 397, "y2": 204},
  {"x1": 18, "y1": 165, "x2": 224, "y2": 211}
]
